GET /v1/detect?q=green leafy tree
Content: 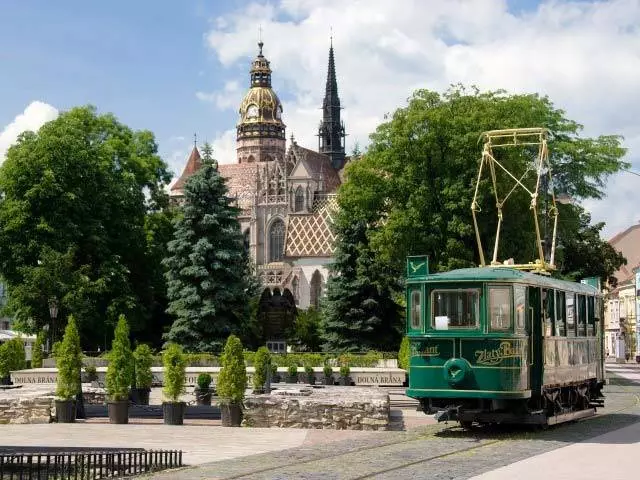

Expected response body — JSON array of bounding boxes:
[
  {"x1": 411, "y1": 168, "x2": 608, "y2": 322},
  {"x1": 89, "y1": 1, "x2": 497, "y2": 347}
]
[
  {"x1": 0, "y1": 337, "x2": 26, "y2": 378},
  {"x1": 133, "y1": 343, "x2": 154, "y2": 389},
  {"x1": 288, "y1": 307, "x2": 323, "y2": 351},
  {"x1": 105, "y1": 315, "x2": 134, "y2": 400},
  {"x1": 31, "y1": 331, "x2": 45, "y2": 368},
  {"x1": 326, "y1": 86, "x2": 627, "y2": 348},
  {"x1": 163, "y1": 162, "x2": 253, "y2": 352},
  {"x1": 56, "y1": 316, "x2": 82, "y2": 400},
  {"x1": 252, "y1": 346, "x2": 271, "y2": 391},
  {"x1": 162, "y1": 343, "x2": 186, "y2": 402},
  {"x1": 0, "y1": 106, "x2": 171, "y2": 347},
  {"x1": 217, "y1": 335, "x2": 246, "y2": 404}
]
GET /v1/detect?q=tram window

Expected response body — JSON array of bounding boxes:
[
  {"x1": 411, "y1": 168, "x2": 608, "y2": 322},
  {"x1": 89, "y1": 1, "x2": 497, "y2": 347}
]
[
  {"x1": 566, "y1": 294, "x2": 575, "y2": 337},
  {"x1": 410, "y1": 289, "x2": 422, "y2": 330},
  {"x1": 577, "y1": 295, "x2": 586, "y2": 336},
  {"x1": 545, "y1": 289, "x2": 555, "y2": 336},
  {"x1": 431, "y1": 289, "x2": 480, "y2": 329},
  {"x1": 555, "y1": 291, "x2": 566, "y2": 336},
  {"x1": 514, "y1": 286, "x2": 526, "y2": 330},
  {"x1": 587, "y1": 296, "x2": 595, "y2": 336},
  {"x1": 489, "y1": 286, "x2": 512, "y2": 330}
]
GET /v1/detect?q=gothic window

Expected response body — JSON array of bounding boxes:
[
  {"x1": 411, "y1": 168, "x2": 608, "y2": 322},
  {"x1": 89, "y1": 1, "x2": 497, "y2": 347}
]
[
  {"x1": 247, "y1": 155, "x2": 255, "y2": 163},
  {"x1": 269, "y1": 219, "x2": 285, "y2": 263},
  {"x1": 291, "y1": 277, "x2": 299, "y2": 305},
  {"x1": 310, "y1": 270, "x2": 323, "y2": 309},
  {"x1": 243, "y1": 229, "x2": 250, "y2": 253},
  {"x1": 294, "y1": 186, "x2": 304, "y2": 212}
]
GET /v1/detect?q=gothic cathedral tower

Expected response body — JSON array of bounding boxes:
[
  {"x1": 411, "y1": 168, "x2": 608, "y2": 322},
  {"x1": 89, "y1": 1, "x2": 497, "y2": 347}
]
[
  {"x1": 318, "y1": 40, "x2": 346, "y2": 170},
  {"x1": 237, "y1": 42, "x2": 286, "y2": 164}
]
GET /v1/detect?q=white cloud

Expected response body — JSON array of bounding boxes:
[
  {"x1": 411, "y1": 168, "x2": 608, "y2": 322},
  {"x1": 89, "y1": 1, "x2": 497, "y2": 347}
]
[
  {"x1": 201, "y1": 0, "x2": 640, "y2": 238},
  {"x1": 0, "y1": 101, "x2": 58, "y2": 161},
  {"x1": 196, "y1": 80, "x2": 242, "y2": 111}
]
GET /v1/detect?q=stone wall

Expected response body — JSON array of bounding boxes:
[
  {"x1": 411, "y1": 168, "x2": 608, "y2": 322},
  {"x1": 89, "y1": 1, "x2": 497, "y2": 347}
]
[
  {"x1": 0, "y1": 394, "x2": 54, "y2": 424},
  {"x1": 242, "y1": 386, "x2": 390, "y2": 430}
]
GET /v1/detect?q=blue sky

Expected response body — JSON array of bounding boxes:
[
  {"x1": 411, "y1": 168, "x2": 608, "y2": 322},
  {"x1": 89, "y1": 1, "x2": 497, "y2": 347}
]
[{"x1": 1, "y1": 0, "x2": 639, "y2": 237}]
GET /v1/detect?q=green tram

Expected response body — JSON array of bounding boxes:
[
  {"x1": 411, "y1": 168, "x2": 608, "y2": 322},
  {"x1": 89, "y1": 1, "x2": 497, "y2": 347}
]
[{"x1": 405, "y1": 256, "x2": 605, "y2": 427}]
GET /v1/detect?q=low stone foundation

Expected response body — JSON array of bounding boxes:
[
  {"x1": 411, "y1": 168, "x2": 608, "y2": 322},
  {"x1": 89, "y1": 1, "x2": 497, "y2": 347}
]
[
  {"x1": 0, "y1": 388, "x2": 54, "y2": 424},
  {"x1": 242, "y1": 386, "x2": 390, "y2": 430}
]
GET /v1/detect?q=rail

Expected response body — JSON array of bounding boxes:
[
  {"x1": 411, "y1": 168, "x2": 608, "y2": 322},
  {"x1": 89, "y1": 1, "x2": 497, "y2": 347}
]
[{"x1": 0, "y1": 448, "x2": 182, "y2": 479}]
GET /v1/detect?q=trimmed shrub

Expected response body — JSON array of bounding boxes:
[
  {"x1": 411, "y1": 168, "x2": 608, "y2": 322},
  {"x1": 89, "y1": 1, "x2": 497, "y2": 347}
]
[
  {"x1": 105, "y1": 315, "x2": 134, "y2": 401},
  {"x1": 197, "y1": 373, "x2": 212, "y2": 390},
  {"x1": 31, "y1": 331, "x2": 45, "y2": 368},
  {"x1": 287, "y1": 364, "x2": 298, "y2": 377},
  {"x1": 163, "y1": 343, "x2": 186, "y2": 403},
  {"x1": 253, "y1": 346, "x2": 270, "y2": 391},
  {"x1": 0, "y1": 337, "x2": 26, "y2": 376},
  {"x1": 133, "y1": 344, "x2": 154, "y2": 389},
  {"x1": 323, "y1": 364, "x2": 333, "y2": 378},
  {"x1": 84, "y1": 364, "x2": 98, "y2": 382},
  {"x1": 217, "y1": 335, "x2": 246, "y2": 404},
  {"x1": 55, "y1": 316, "x2": 82, "y2": 400},
  {"x1": 339, "y1": 365, "x2": 350, "y2": 378},
  {"x1": 398, "y1": 336, "x2": 410, "y2": 370}
]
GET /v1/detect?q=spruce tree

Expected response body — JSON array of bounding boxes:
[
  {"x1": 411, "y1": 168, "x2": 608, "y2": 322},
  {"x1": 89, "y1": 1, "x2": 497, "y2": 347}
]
[
  {"x1": 322, "y1": 217, "x2": 402, "y2": 352},
  {"x1": 163, "y1": 160, "x2": 251, "y2": 352}
]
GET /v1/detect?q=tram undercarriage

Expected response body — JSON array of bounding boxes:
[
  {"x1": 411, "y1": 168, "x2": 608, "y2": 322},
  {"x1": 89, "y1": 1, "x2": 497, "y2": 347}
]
[{"x1": 421, "y1": 381, "x2": 603, "y2": 427}]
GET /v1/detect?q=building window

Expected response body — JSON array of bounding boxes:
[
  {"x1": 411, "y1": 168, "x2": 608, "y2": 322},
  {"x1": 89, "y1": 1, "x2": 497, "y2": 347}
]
[
  {"x1": 310, "y1": 270, "x2": 323, "y2": 309},
  {"x1": 294, "y1": 186, "x2": 304, "y2": 212},
  {"x1": 268, "y1": 219, "x2": 285, "y2": 263},
  {"x1": 243, "y1": 229, "x2": 250, "y2": 253}
]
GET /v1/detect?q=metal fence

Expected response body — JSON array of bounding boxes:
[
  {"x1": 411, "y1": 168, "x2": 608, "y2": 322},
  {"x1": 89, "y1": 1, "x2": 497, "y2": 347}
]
[{"x1": 0, "y1": 449, "x2": 182, "y2": 479}]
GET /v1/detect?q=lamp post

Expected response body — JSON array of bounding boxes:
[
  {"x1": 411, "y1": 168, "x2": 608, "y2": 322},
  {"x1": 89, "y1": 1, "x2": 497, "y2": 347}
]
[{"x1": 48, "y1": 297, "x2": 59, "y2": 345}]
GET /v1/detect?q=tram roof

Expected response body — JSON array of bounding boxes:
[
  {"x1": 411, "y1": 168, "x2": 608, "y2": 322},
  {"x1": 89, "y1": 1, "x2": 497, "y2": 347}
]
[{"x1": 415, "y1": 267, "x2": 600, "y2": 295}]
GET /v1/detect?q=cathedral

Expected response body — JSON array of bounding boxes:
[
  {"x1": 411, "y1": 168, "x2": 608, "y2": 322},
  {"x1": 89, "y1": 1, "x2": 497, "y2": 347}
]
[{"x1": 170, "y1": 40, "x2": 347, "y2": 347}]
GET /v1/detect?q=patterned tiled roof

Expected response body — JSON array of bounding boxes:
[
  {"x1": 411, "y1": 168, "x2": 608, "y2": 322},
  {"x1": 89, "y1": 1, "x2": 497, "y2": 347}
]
[
  {"x1": 285, "y1": 195, "x2": 338, "y2": 257},
  {"x1": 218, "y1": 163, "x2": 259, "y2": 197},
  {"x1": 170, "y1": 147, "x2": 201, "y2": 192},
  {"x1": 289, "y1": 144, "x2": 341, "y2": 193}
]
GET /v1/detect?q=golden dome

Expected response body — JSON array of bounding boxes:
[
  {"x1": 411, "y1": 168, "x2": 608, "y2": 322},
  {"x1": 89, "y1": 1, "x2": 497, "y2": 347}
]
[{"x1": 238, "y1": 86, "x2": 284, "y2": 125}]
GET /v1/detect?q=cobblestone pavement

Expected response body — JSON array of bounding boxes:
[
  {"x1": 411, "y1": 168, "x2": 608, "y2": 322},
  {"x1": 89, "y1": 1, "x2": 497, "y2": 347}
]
[{"x1": 145, "y1": 365, "x2": 640, "y2": 479}]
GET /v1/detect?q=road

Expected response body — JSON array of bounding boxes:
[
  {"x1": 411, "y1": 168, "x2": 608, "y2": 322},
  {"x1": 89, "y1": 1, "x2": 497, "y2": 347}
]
[{"x1": 145, "y1": 363, "x2": 640, "y2": 479}]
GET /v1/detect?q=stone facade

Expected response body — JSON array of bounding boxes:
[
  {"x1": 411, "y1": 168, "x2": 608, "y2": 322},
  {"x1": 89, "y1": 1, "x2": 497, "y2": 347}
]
[
  {"x1": 0, "y1": 395, "x2": 54, "y2": 424},
  {"x1": 242, "y1": 387, "x2": 390, "y2": 430}
]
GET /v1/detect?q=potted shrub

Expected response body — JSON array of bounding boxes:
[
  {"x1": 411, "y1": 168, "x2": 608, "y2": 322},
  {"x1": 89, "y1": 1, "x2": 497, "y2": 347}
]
[
  {"x1": 0, "y1": 337, "x2": 25, "y2": 385},
  {"x1": 195, "y1": 373, "x2": 213, "y2": 405},
  {"x1": 162, "y1": 343, "x2": 186, "y2": 425},
  {"x1": 105, "y1": 315, "x2": 134, "y2": 424},
  {"x1": 132, "y1": 344, "x2": 153, "y2": 405},
  {"x1": 252, "y1": 346, "x2": 270, "y2": 394},
  {"x1": 339, "y1": 365, "x2": 351, "y2": 386},
  {"x1": 323, "y1": 364, "x2": 334, "y2": 385},
  {"x1": 83, "y1": 364, "x2": 98, "y2": 384},
  {"x1": 305, "y1": 365, "x2": 315, "y2": 385},
  {"x1": 287, "y1": 364, "x2": 298, "y2": 383},
  {"x1": 270, "y1": 362, "x2": 280, "y2": 383},
  {"x1": 55, "y1": 316, "x2": 82, "y2": 423},
  {"x1": 398, "y1": 336, "x2": 410, "y2": 387},
  {"x1": 217, "y1": 335, "x2": 247, "y2": 427},
  {"x1": 31, "y1": 331, "x2": 45, "y2": 369}
]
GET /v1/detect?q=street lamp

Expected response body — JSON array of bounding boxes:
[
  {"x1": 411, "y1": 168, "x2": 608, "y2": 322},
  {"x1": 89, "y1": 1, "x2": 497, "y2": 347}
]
[{"x1": 48, "y1": 297, "x2": 58, "y2": 345}]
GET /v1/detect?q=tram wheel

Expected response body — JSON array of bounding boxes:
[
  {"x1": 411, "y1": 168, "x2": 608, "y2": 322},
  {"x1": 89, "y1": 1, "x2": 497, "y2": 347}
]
[{"x1": 460, "y1": 421, "x2": 473, "y2": 430}]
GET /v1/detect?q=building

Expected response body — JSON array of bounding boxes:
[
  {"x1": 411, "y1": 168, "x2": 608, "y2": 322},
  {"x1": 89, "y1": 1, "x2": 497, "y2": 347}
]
[
  {"x1": 170, "y1": 41, "x2": 347, "y2": 348},
  {"x1": 603, "y1": 222, "x2": 640, "y2": 360}
]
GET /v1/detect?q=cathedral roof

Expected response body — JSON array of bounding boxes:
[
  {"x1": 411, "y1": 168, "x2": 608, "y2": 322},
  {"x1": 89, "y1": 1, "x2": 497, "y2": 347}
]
[
  {"x1": 170, "y1": 146, "x2": 201, "y2": 193},
  {"x1": 285, "y1": 195, "x2": 338, "y2": 257},
  {"x1": 217, "y1": 163, "x2": 259, "y2": 197},
  {"x1": 287, "y1": 143, "x2": 341, "y2": 193}
]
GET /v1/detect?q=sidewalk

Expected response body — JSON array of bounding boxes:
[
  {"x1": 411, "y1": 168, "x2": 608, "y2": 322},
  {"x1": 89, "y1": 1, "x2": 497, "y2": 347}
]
[{"x1": 470, "y1": 421, "x2": 640, "y2": 480}]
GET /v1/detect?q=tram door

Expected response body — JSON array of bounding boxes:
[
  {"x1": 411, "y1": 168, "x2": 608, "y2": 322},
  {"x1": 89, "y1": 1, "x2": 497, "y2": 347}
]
[{"x1": 528, "y1": 286, "x2": 543, "y2": 396}]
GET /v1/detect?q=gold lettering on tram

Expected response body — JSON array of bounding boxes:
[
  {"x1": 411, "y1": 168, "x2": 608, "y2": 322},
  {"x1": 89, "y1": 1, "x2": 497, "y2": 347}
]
[{"x1": 475, "y1": 341, "x2": 522, "y2": 366}]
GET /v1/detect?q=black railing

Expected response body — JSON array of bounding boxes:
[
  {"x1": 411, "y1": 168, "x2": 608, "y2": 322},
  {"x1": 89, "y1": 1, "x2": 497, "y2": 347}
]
[{"x1": 0, "y1": 449, "x2": 182, "y2": 479}]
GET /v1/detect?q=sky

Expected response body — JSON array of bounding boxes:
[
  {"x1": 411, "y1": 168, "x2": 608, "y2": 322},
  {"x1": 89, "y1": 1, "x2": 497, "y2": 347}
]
[{"x1": 1, "y1": 0, "x2": 639, "y2": 239}]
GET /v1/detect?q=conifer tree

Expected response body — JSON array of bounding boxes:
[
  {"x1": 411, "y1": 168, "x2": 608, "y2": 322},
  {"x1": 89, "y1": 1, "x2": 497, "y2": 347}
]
[
  {"x1": 163, "y1": 160, "x2": 252, "y2": 352},
  {"x1": 322, "y1": 217, "x2": 402, "y2": 352}
]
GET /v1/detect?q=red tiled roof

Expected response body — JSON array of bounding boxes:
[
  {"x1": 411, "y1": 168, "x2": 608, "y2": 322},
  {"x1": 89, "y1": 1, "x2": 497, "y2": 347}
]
[
  {"x1": 608, "y1": 223, "x2": 640, "y2": 283},
  {"x1": 218, "y1": 163, "x2": 259, "y2": 197},
  {"x1": 170, "y1": 147, "x2": 202, "y2": 192}
]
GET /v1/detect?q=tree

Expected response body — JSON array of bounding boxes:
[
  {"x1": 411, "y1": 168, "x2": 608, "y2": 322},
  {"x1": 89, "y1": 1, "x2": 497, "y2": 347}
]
[
  {"x1": 326, "y1": 86, "x2": 627, "y2": 349},
  {"x1": 217, "y1": 335, "x2": 246, "y2": 404},
  {"x1": 288, "y1": 307, "x2": 323, "y2": 352},
  {"x1": 0, "y1": 106, "x2": 171, "y2": 347},
  {"x1": 55, "y1": 315, "x2": 82, "y2": 400},
  {"x1": 163, "y1": 162, "x2": 253, "y2": 352},
  {"x1": 322, "y1": 218, "x2": 403, "y2": 351},
  {"x1": 105, "y1": 315, "x2": 134, "y2": 401},
  {"x1": 31, "y1": 331, "x2": 45, "y2": 368}
]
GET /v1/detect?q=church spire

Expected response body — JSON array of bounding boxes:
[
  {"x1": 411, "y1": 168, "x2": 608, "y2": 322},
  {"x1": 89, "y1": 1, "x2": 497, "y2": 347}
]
[{"x1": 319, "y1": 37, "x2": 346, "y2": 170}]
